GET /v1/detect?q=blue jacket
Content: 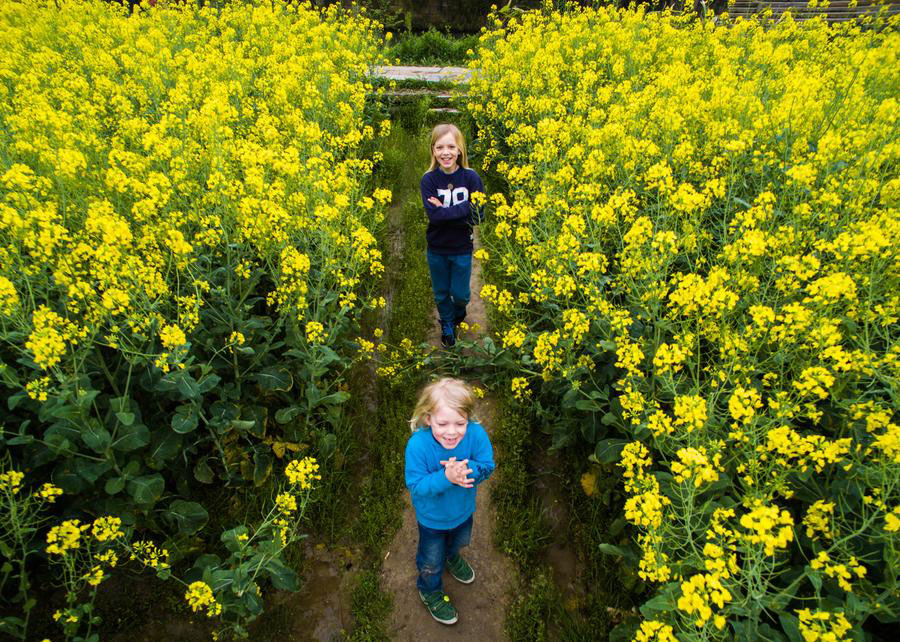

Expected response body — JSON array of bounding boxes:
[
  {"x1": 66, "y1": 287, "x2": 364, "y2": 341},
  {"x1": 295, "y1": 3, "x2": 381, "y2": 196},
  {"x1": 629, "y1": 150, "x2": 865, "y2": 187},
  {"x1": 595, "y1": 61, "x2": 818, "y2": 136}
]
[
  {"x1": 405, "y1": 420, "x2": 495, "y2": 530},
  {"x1": 420, "y1": 167, "x2": 485, "y2": 255}
]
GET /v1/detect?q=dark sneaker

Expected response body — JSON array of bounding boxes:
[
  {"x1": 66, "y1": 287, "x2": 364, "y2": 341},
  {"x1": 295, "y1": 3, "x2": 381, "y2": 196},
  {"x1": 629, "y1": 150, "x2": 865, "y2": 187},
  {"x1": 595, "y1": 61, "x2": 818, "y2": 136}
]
[
  {"x1": 419, "y1": 589, "x2": 458, "y2": 625},
  {"x1": 441, "y1": 332, "x2": 456, "y2": 348},
  {"x1": 446, "y1": 555, "x2": 475, "y2": 584}
]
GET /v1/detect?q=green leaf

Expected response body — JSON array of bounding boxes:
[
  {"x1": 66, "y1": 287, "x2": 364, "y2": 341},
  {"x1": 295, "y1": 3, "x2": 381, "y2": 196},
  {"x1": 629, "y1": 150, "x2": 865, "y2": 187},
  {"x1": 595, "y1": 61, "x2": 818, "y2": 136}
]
[
  {"x1": 230, "y1": 419, "x2": 257, "y2": 432},
  {"x1": 255, "y1": 366, "x2": 293, "y2": 392},
  {"x1": 194, "y1": 458, "x2": 214, "y2": 484},
  {"x1": 115, "y1": 411, "x2": 135, "y2": 426},
  {"x1": 171, "y1": 404, "x2": 199, "y2": 434},
  {"x1": 253, "y1": 451, "x2": 273, "y2": 487},
  {"x1": 128, "y1": 474, "x2": 165, "y2": 505},
  {"x1": 265, "y1": 559, "x2": 299, "y2": 591},
  {"x1": 0, "y1": 361, "x2": 21, "y2": 387},
  {"x1": 779, "y1": 613, "x2": 802, "y2": 642},
  {"x1": 594, "y1": 438, "x2": 629, "y2": 464},
  {"x1": 601, "y1": 412, "x2": 618, "y2": 426},
  {"x1": 639, "y1": 590, "x2": 675, "y2": 618},
  {"x1": 609, "y1": 618, "x2": 641, "y2": 642},
  {"x1": 176, "y1": 371, "x2": 201, "y2": 400},
  {"x1": 221, "y1": 527, "x2": 250, "y2": 553},
  {"x1": 318, "y1": 432, "x2": 337, "y2": 459},
  {"x1": 75, "y1": 388, "x2": 100, "y2": 410},
  {"x1": 808, "y1": 569, "x2": 822, "y2": 593},
  {"x1": 81, "y1": 420, "x2": 111, "y2": 453},
  {"x1": 597, "y1": 543, "x2": 627, "y2": 557},
  {"x1": 76, "y1": 459, "x2": 112, "y2": 483},
  {"x1": 275, "y1": 406, "x2": 303, "y2": 424},
  {"x1": 166, "y1": 500, "x2": 209, "y2": 535},
  {"x1": 105, "y1": 477, "x2": 126, "y2": 495},
  {"x1": 192, "y1": 553, "x2": 222, "y2": 572},
  {"x1": 7, "y1": 391, "x2": 26, "y2": 411},
  {"x1": 320, "y1": 390, "x2": 350, "y2": 406},
  {"x1": 198, "y1": 374, "x2": 221, "y2": 393},
  {"x1": 609, "y1": 517, "x2": 627, "y2": 537},
  {"x1": 574, "y1": 398, "x2": 602, "y2": 411},
  {"x1": 111, "y1": 423, "x2": 150, "y2": 452},
  {"x1": 149, "y1": 430, "x2": 181, "y2": 464}
]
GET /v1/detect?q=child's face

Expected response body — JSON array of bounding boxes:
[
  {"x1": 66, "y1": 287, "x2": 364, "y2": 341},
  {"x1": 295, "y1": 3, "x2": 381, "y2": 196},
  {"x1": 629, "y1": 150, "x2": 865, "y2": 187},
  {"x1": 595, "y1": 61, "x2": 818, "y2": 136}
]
[
  {"x1": 433, "y1": 132, "x2": 460, "y2": 172},
  {"x1": 425, "y1": 403, "x2": 468, "y2": 449}
]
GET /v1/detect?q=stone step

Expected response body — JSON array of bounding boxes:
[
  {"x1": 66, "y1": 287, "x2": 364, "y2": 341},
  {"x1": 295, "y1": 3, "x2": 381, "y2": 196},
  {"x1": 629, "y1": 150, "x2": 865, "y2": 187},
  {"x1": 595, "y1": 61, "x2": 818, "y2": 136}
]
[{"x1": 370, "y1": 65, "x2": 474, "y2": 84}]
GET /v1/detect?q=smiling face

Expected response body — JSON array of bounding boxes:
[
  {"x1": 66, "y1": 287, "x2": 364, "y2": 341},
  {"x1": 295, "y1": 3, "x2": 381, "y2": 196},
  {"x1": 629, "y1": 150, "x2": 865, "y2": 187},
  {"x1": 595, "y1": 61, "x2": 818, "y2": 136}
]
[
  {"x1": 426, "y1": 402, "x2": 468, "y2": 449},
  {"x1": 433, "y1": 132, "x2": 460, "y2": 173}
]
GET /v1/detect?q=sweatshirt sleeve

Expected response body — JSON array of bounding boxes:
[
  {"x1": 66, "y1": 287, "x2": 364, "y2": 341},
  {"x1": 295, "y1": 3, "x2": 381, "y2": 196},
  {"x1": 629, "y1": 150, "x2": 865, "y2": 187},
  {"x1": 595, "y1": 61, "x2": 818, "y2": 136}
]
[
  {"x1": 420, "y1": 173, "x2": 473, "y2": 223},
  {"x1": 467, "y1": 424, "x2": 495, "y2": 485},
  {"x1": 406, "y1": 434, "x2": 454, "y2": 498}
]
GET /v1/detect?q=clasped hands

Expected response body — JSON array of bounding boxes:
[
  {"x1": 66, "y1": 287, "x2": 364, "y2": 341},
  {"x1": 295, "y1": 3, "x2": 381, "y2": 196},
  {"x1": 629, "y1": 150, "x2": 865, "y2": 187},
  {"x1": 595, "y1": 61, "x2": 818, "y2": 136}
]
[{"x1": 441, "y1": 457, "x2": 474, "y2": 488}]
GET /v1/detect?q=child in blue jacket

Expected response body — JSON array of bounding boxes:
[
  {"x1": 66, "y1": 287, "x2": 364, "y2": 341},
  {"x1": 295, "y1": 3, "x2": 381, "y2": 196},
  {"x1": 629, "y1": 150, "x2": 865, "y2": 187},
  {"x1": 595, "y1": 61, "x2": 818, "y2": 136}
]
[{"x1": 405, "y1": 377, "x2": 495, "y2": 625}]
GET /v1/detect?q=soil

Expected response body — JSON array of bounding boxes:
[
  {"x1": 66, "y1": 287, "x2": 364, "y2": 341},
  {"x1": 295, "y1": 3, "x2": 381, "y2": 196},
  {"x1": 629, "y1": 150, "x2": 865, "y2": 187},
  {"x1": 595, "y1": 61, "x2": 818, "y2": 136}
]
[{"x1": 379, "y1": 231, "x2": 517, "y2": 640}]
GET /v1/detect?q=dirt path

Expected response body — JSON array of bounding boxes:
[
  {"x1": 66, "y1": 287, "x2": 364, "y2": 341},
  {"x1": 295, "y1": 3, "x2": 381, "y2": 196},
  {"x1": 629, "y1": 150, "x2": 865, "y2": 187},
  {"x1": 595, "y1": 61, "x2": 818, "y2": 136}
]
[{"x1": 380, "y1": 232, "x2": 516, "y2": 640}]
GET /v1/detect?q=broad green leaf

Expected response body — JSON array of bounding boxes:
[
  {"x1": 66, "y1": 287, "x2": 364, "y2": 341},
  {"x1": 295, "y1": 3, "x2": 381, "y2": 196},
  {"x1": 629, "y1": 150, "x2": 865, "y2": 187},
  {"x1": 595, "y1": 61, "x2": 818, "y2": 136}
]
[
  {"x1": 166, "y1": 500, "x2": 209, "y2": 535},
  {"x1": 194, "y1": 458, "x2": 214, "y2": 484},
  {"x1": 320, "y1": 390, "x2": 350, "y2": 406},
  {"x1": 639, "y1": 590, "x2": 675, "y2": 619},
  {"x1": 171, "y1": 404, "x2": 199, "y2": 434},
  {"x1": 198, "y1": 374, "x2": 221, "y2": 393},
  {"x1": 81, "y1": 420, "x2": 111, "y2": 453},
  {"x1": 115, "y1": 411, "x2": 135, "y2": 426},
  {"x1": 105, "y1": 477, "x2": 125, "y2": 495},
  {"x1": 275, "y1": 406, "x2": 303, "y2": 424},
  {"x1": 149, "y1": 430, "x2": 181, "y2": 464},
  {"x1": 265, "y1": 559, "x2": 299, "y2": 591},
  {"x1": 255, "y1": 366, "x2": 293, "y2": 392},
  {"x1": 318, "y1": 432, "x2": 337, "y2": 459},
  {"x1": 253, "y1": 451, "x2": 273, "y2": 486},
  {"x1": 597, "y1": 543, "x2": 627, "y2": 557},
  {"x1": 594, "y1": 438, "x2": 629, "y2": 464},
  {"x1": 128, "y1": 474, "x2": 165, "y2": 505},
  {"x1": 779, "y1": 613, "x2": 802, "y2": 642},
  {"x1": 176, "y1": 372, "x2": 201, "y2": 400},
  {"x1": 111, "y1": 423, "x2": 150, "y2": 452},
  {"x1": 230, "y1": 419, "x2": 257, "y2": 432},
  {"x1": 574, "y1": 398, "x2": 602, "y2": 412},
  {"x1": 75, "y1": 458, "x2": 112, "y2": 483}
]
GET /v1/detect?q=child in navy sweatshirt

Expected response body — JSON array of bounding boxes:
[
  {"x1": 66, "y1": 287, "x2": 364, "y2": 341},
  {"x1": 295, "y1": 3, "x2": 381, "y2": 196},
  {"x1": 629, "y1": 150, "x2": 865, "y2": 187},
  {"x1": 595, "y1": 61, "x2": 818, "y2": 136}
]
[
  {"x1": 420, "y1": 124, "x2": 485, "y2": 347},
  {"x1": 405, "y1": 377, "x2": 495, "y2": 625}
]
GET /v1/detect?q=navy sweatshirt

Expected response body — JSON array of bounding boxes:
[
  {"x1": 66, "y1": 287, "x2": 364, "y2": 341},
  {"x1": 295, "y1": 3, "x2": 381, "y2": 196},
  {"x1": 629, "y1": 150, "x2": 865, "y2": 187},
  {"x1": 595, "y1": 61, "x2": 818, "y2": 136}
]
[{"x1": 420, "y1": 166, "x2": 485, "y2": 255}]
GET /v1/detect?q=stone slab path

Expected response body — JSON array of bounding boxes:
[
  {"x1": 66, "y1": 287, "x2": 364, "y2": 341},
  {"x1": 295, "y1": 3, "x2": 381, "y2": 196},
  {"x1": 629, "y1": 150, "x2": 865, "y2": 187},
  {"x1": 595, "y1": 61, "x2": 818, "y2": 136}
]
[{"x1": 371, "y1": 65, "x2": 475, "y2": 83}]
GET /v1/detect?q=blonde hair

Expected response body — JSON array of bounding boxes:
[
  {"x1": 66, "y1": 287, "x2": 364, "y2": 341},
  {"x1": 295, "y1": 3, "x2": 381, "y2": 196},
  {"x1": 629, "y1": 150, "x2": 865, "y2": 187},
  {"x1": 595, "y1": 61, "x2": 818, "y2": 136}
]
[
  {"x1": 427, "y1": 123, "x2": 469, "y2": 172},
  {"x1": 409, "y1": 377, "x2": 476, "y2": 432}
]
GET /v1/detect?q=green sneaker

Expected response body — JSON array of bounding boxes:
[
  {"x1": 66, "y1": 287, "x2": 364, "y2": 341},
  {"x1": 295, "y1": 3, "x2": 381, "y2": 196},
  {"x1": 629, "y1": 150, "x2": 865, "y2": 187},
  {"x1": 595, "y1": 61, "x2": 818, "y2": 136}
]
[
  {"x1": 446, "y1": 554, "x2": 475, "y2": 584},
  {"x1": 419, "y1": 589, "x2": 458, "y2": 625}
]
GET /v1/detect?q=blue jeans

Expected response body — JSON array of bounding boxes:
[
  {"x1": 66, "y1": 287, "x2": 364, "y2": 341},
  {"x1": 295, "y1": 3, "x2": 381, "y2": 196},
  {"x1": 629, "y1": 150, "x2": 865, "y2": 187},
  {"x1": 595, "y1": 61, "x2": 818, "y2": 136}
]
[
  {"x1": 426, "y1": 250, "x2": 472, "y2": 336},
  {"x1": 415, "y1": 515, "x2": 473, "y2": 593}
]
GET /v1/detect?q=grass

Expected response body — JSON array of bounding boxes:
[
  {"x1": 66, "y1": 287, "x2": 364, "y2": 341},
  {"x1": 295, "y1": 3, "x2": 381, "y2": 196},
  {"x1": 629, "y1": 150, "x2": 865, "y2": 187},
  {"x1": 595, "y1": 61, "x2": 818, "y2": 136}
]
[
  {"x1": 385, "y1": 28, "x2": 480, "y2": 66},
  {"x1": 344, "y1": 115, "x2": 434, "y2": 639},
  {"x1": 490, "y1": 404, "x2": 553, "y2": 569}
]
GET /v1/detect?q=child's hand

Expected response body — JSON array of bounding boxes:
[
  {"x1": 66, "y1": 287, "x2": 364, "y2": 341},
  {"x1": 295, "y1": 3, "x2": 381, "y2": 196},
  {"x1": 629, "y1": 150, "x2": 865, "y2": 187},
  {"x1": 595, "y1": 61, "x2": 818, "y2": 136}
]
[
  {"x1": 440, "y1": 457, "x2": 474, "y2": 488},
  {"x1": 428, "y1": 196, "x2": 443, "y2": 207}
]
